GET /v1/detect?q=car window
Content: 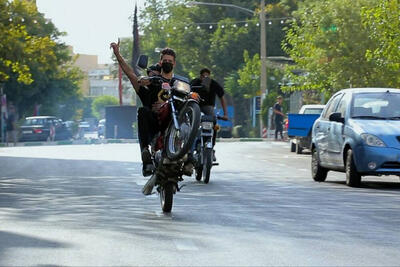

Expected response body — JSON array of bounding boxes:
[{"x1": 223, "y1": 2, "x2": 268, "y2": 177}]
[
  {"x1": 352, "y1": 92, "x2": 400, "y2": 118},
  {"x1": 303, "y1": 108, "x2": 324, "y2": 115},
  {"x1": 335, "y1": 93, "x2": 352, "y2": 117},
  {"x1": 322, "y1": 94, "x2": 342, "y2": 119},
  {"x1": 23, "y1": 119, "x2": 45, "y2": 126}
]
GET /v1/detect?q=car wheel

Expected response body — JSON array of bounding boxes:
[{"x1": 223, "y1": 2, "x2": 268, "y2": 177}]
[
  {"x1": 296, "y1": 143, "x2": 303, "y2": 154},
  {"x1": 345, "y1": 149, "x2": 361, "y2": 187},
  {"x1": 290, "y1": 141, "x2": 296, "y2": 152},
  {"x1": 311, "y1": 147, "x2": 328, "y2": 182}
]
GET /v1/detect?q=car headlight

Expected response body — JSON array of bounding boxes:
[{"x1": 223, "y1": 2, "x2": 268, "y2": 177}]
[{"x1": 361, "y1": 134, "x2": 386, "y2": 147}]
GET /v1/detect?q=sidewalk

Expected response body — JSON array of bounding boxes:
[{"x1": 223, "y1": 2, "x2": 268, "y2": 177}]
[{"x1": 0, "y1": 137, "x2": 289, "y2": 147}]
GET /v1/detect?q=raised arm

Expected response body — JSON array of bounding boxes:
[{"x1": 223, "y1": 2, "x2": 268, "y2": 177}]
[{"x1": 110, "y1": 40, "x2": 140, "y2": 93}]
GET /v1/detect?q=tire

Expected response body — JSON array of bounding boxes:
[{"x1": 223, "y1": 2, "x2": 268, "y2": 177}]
[
  {"x1": 202, "y1": 148, "x2": 213, "y2": 184},
  {"x1": 296, "y1": 143, "x2": 303, "y2": 154},
  {"x1": 345, "y1": 149, "x2": 361, "y2": 187},
  {"x1": 160, "y1": 183, "x2": 175, "y2": 212},
  {"x1": 290, "y1": 141, "x2": 296, "y2": 152},
  {"x1": 311, "y1": 147, "x2": 328, "y2": 182},
  {"x1": 195, "y1": 166, "x2": 202, "y2": 181},
  {"x1": 165, "y1": 101, "x2": 201, "y2": 160}
]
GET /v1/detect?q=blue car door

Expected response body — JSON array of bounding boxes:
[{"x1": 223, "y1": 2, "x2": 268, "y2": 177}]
[
  {"x1": 328, "y1": 93, "x2": 351, "y2": 166},
  {"x1": 316, "y1": 94, "x2": 342, "y2": 165}
]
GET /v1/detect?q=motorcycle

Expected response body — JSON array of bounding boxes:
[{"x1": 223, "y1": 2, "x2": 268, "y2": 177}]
[
  {"x1": 193, "y1": 113, "x2": 226, "y2": 184},
  {"x1": 141, "y1": 74, "x2": 201, "y2": 212}
]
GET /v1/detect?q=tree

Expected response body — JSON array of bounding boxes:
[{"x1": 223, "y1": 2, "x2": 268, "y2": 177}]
[
  {"x1": 1, "y1": 0, "x2": 83, "y2": 119},
  {"x1": 91, "y1": 95, "x2": 119, "y2": 119},
  {"x1": 282, "y1": 0, "x2": 397, "y2": 95},
  {"x1": 363, "y1": 0, "x2": 400, "y2": 88}
]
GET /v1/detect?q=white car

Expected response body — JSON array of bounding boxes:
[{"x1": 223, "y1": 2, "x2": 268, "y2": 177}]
[{"x1": 298, "y1": 104, "x2": 325, "y2": 115}]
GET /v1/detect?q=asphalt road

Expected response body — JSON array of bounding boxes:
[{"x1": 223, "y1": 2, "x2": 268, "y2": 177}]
[{"x1": 0, "y1": 142, "x2": 400, "y2": 266}]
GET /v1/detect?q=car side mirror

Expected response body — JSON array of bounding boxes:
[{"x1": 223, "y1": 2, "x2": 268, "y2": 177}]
[
  {"x1": 137, "y1": 55, "x2": 148, "y2": 69},
  {"x1": 329, "y1": 112, "x2": 345, "y2": 123}
]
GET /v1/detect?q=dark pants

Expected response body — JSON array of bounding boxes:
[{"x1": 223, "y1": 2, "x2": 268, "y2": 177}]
[
  {"x1": 201, "y1": 105, "x2": 217, "y2": 147},
  {"x1": 275, "y1": 119, "x2": 283, "y2": 139},
  {"x1": 137, "y1": 107, "x2": 160, "y2": 151}
]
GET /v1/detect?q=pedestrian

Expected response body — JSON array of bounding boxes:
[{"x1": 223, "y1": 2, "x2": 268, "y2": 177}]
[
  {"x1": 273, "y1": 96, "x2": 285, "y2": 141},
  {"x1": 6, "y1": 104, "x2": 17, "y2": 146}
]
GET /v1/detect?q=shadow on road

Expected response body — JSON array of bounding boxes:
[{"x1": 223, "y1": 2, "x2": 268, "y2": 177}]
[
  {"x1": 1, "y1": 156, "x2": 400, "y2": 250},
  {"x1": 326, "y1": 180, "x2": 400, "y2": 191},
  {"x1": 0, "y1": 230, "x2": 69, "y2": 264}
]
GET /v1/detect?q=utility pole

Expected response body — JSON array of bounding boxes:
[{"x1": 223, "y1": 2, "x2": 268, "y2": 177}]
[{"x1": 260, "y1": 0, "x2": 267, "y2": 137}]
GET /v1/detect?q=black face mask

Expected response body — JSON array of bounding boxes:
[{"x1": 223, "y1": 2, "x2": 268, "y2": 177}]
[{"x1": 161, "y1": 62, "x2": 173, "y2": 73}]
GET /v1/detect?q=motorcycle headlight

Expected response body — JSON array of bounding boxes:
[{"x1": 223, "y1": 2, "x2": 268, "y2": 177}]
[
  {"x1": 201, "y1": 121, "x2": 214, "y2": 130},
  {"x1": 361, "y1": 134, "x2": 386, "y2": 147},
  {"x1": 173, "y1": 80, "x2": 190, "y2": 94}
]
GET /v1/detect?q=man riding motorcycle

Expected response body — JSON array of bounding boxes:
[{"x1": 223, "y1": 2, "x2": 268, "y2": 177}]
[
  {"x1": 190, "y1": 68, "x2": 228, "y2": 160},
  {"x1": 110, "y1": 42, "x2": 191, "y2": 180}
]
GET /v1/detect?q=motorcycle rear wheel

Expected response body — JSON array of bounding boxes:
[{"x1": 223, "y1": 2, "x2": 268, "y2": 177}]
[
  {"x1": 203, "y1": 148, "x2": 213, "y2": 184},
  {"x1": 165, "y1": 101, "x2": 201, "y2": 160},
  {"x1": 160, "y1": 183, "x2": 175, "y2": 212}
]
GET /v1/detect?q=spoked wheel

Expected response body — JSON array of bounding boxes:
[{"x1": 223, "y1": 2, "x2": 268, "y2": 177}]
[
  {"x1": 165, "y1": 101, "x2": 201, "y2": 160},
  {"x1": 160, "y1": 183, "x2": 175, "y2": 212},
  {"x1": 202, "y1": 148, "x2": 213, "y2": 184}
]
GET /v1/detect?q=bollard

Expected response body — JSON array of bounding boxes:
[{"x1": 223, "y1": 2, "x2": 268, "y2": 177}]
[{"x1": 114, "y1": 125, "x2": 118, "y2": 139}]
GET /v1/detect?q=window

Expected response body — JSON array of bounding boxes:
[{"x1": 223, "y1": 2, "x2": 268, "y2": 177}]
[
  {"x1": 335, "y1": 93, "x2": 352, "y2": 117},
  {"x1": 322, "y1": 94, "x2": 342, "y2": 119},
  {"x1": 352, "y1": 92, "x2": 400, "y2": 118},
  {"x1": 303, "y1": 108, "x2": 324, "y2": 115}
]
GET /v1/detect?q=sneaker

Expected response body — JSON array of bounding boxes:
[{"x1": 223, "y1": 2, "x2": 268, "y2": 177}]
[
  {"x1": 141, "y1": 147, "x2": 152, "y2": 164},
  {"x1": 142, "y1": 174, "x2": 157, "y2": 195},
  {"x1": 183, "y1": 162, "x2": 194, "y2": 176},
  {"x1": 142, "y1": 163, "x2": 155, "y2": 177}
]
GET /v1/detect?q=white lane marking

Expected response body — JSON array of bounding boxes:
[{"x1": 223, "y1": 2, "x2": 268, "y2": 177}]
[
  {"x1": 173, "y1": 239, "x2": 199, "y2": 251},
  {"x1": 126, "y1": 167, "x2": 136, "y2": 171}
]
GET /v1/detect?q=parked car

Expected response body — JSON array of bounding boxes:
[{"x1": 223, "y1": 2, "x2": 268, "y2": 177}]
[
  {"x1": 77, "y1": 121, "x2": 91, "y2": 139},
  {"x1": 311, "y1": 88, "x2": 400, "y2": 187},
  {"x1": 19, "y1": 116, "x2": 72, "y2": 142},
  {"x1": 288, "y1": 105, "x2": 325, "y2": 154},
  {"x1": 97, "y1": 119, "x2": 105, "y2": 138}
]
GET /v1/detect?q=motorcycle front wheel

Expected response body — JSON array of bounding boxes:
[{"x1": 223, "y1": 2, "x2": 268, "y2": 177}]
[
  {"x1": 160, "y1": 182, "x2": 175, "y2": 212},
  {"x1": 202, "y1": 148, "x2": 213, "y2": 184},
  {"x1": 165, "y1": 101, "x2": 201, "y2": 160}
]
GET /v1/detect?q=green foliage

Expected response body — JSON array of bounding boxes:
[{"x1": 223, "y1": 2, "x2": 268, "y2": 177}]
[
  {"x1": 362, "y1": 0, "x2": 400, "y2": 88},
  {"x1": 0, "y1": 0, "x2": 83, "y2": 119},
  {"x1": 91, "y1": 95, "x2": 119, "y2": 119},
  {"x1": 282, "y1": 0, "x2": 399, "y2": 94},
  {"x1": 238, "y1": 50, "x2": 261, "y2": 98}
]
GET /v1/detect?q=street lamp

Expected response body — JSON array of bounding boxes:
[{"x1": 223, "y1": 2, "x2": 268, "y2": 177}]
[{"x1": 187, "y1": 1, "x2": 268, "y2": 137}]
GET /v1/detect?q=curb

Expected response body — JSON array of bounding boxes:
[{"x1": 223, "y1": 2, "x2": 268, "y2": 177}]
[{"x1": 0, "y1": 138, "x2": 280, "y2": 147}]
